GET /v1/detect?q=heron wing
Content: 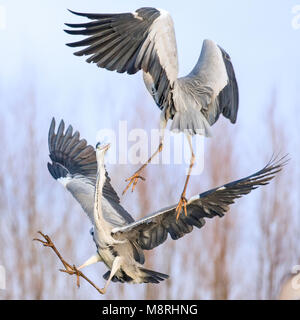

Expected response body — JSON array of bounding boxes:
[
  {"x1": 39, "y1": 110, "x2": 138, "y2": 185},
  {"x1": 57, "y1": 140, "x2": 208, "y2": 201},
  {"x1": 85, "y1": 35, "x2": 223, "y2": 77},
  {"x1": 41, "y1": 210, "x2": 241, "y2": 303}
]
[
  {"x1": 112, "y1": 156, "x2": 286, "y2": 250},
  {"x1": 216, "y1": 45, "x2": 239, "y2": 124},
  {"x1": 48, "y1": 118, "x2": 134, "y2": 226},
  {"x1": 184, "y1": 39, "x2": 239, "y2": 126},
  {"x1": 65, "y1": 7, "x2": 178, "y2": 111}
]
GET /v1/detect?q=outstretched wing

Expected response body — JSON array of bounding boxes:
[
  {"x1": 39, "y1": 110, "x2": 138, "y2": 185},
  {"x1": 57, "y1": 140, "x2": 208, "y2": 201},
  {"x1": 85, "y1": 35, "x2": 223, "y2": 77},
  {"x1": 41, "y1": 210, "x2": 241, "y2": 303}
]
[
  {"x1": 184, "y1": 39, "x2": 239, "y2": 126},
  {"x1": 65, "y1": 7, "x2": 178, "y2": 111},
  {"x1": 112, "y1": 156, "x2": 287, "y2": 250},
  {"x1": 48, "y1": 118, "x2": 134, "y2": 226}
]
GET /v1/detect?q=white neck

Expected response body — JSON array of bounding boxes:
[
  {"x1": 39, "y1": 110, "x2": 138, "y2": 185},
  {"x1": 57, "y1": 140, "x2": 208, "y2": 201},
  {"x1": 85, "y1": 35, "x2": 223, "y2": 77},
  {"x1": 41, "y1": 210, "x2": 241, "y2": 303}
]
[
  {"x1": 93, "y1": 149, "x2": 126, "y2": 248},
  {"x1": 94, "y1": 152, "x2": 106, "y2": 227}
]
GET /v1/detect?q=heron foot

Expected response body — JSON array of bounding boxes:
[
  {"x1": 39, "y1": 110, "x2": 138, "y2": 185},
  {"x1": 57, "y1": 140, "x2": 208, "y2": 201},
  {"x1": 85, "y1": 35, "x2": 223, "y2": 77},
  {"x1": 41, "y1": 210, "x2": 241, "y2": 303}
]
[
  {"x1": 33, "y1": 232, "x2": 54, "y2": 248},
  {"x1": 60, "y1": 264, "x2": 82, "y2": 288},
  {"x1": 34, "y1": 231, "x2": 105, "y2": 295},
  {"x1": 175, "y1": 195, "x2": 188, "y2": 220},
  {"x1": 122, "y1": 172, "x2": 145, "y2": 195}
]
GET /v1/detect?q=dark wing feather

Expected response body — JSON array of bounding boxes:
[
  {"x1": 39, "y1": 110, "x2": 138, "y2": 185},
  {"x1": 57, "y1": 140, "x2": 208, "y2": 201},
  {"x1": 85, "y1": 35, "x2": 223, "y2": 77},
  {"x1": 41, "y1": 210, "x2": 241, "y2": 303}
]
[
  {"x1": 65, "y1": 7, "x2": 178, "y2": 112},
  {"x1": 48, "y1": 118, "x2": 96, "y2": 183},
  {"x1": 112, "y1": 155, "x2": 288, "y2": 250},
  {"x1": 217, "y1": 46, "x2": 239, "y2": 124},
  {"x1": 48, "y1": 118, "x2": 134, "y2": 225},
  {"x1": 187, "y1": 40, "x2": 238, "y2": 127}
]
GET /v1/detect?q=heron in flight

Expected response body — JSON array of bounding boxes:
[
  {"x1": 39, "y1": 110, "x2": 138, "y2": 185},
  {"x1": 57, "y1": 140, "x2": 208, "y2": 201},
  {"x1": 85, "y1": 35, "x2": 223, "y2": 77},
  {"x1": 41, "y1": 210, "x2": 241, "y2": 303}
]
[
  {"x1": 65, "y1": 7, "x2": 239, "y2": 219},
  {"x1": 48, "y1": 118, "x2": 285, "y2": 293}
]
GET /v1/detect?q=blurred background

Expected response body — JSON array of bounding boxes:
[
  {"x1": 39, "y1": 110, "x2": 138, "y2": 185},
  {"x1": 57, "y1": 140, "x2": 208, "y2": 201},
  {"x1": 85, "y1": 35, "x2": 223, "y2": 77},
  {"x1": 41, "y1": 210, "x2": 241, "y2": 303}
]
[{"x1": 0, "y1": 0, "x2": 299, "y2": 299}]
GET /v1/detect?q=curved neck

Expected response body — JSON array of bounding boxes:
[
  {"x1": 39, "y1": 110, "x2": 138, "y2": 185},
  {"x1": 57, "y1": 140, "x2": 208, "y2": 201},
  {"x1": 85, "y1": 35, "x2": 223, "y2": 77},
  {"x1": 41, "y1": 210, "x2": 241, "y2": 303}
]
[{"x1": 94, "y1": 154, "x2": 106, "y2": 226}]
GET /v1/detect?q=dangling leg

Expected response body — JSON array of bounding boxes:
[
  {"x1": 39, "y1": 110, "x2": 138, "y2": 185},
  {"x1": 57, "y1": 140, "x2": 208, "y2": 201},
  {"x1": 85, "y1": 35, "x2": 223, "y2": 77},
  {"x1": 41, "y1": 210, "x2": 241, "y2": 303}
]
[
  {"x1": 175, "y1": 134, "x2": 195, "y2": 220},
  {"x1": 123, "y1": 116, "x2": 167, "y2": 195},
  {"x1": 101, "y1": 256, "x2": 122, "y2": 294},
  {"x1": 78, "y1": 253, "x2": 102, "y2": 270},
  {"x1": 62, "y1": 253, "x2": 102, "y2": 288}
]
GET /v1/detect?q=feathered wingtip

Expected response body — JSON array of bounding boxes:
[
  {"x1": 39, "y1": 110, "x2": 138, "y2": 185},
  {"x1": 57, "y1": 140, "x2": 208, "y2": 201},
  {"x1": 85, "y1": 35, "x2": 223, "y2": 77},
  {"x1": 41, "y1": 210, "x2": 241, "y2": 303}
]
[
  {"x1": 64, "y1": 9, "x2": 104, "y2": 50},
  {"x1": 262, "y1": 152, "x2": 290, "y2": 177},
  {"x1": 235, "y1": 152, "x2": 290, "y2": 191},
  {"x1": 64, "y1": 9, "x2": 125, "y2": 52},
  {"x1": 245, "y1": 152, "x2": 289, "y2": 187},
  {"x1": 66, "y1": 8, "x2": 115, "y2": 20},
  {"x1": 67, "y1": 9, "x2": 103, "y2": 20},
  {"x1": 48, "y1": 117, "x2": 56, "y2": 153},
  {"x1": 47, "y1": 117, "x2": 97, "y2": 180}
]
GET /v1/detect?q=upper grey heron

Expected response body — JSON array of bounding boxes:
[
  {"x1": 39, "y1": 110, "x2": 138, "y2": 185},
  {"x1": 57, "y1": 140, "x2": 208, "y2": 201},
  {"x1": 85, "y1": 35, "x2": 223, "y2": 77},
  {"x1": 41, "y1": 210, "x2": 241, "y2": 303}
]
[
  {"x1": 48, "y1": 118, "x2": 285, "y2": 293},
  {"x1": 65, "y1": 7, "x2": 239, "y2": 218}
]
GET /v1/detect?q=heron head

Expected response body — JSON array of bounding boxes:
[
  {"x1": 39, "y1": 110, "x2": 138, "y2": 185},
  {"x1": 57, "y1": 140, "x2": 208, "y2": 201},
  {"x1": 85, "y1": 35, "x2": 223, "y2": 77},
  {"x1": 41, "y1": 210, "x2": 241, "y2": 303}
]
[
  {"x1": 96, "y1": 141, "x2": 111, "y2": 153},
  {"x1": 95, "y1": 140, "x2": 110, "y2": 166}
]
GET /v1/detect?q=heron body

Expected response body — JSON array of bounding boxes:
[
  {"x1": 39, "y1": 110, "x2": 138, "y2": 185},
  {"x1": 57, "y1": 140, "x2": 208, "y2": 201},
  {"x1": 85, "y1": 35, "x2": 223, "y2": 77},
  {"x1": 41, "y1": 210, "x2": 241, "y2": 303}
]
[
  {"x1": 91, "y1": 148, "x2": 164, "y2": 284},
  {"x1": 47, "y1": 118, "x2": 285, "y2": 292}
]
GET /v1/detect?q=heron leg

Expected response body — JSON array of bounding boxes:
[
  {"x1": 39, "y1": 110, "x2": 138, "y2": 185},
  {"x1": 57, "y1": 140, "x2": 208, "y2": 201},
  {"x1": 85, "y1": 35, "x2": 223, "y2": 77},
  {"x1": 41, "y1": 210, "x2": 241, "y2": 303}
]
[
  {"x1": 101, "y1": 256, "x2": 122, "y2": 294},
  {"x1": 122, "y1": 117, "x2": 167, "y2": 195},
  {"x1": 78, "y1": 253, "x2": 102, "y2": 270},
  {"x1": 175, "y1": 135, "x2": 195, "y2": 220}
]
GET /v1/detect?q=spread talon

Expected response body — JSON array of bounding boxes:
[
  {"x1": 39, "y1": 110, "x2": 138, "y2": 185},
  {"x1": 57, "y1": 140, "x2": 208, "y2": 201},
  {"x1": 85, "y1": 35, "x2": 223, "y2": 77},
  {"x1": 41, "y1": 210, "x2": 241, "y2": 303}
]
[
  {"x1": 122, "y1": 173, "x2": 145, "y2": 195},
  {"x1": 175, "y1": 196, "x2": 188, "y2": 220}
]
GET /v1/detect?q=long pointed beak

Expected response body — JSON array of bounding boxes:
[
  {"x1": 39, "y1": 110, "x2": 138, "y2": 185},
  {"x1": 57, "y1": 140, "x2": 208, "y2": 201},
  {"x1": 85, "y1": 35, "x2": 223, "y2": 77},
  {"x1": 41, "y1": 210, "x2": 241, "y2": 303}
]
[{"x1": 96, "y1": 142, "x2": 111, "y2": 152}]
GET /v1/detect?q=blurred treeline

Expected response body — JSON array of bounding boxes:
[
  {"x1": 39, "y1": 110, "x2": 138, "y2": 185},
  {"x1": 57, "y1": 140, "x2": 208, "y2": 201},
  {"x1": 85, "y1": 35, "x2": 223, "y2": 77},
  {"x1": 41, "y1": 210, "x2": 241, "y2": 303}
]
[{"x1": 0, "y1": 84, "x2": 299, "y2": 300}]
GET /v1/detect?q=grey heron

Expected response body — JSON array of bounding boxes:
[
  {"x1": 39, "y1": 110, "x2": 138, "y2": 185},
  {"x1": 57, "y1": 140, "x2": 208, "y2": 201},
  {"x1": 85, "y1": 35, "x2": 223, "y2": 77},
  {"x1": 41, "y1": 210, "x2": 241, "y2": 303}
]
[
  {"x1": 65, "y1": 7, "x2": 239, "y2": 219},
  {"x1": 48, "y1": 118, "x2": 285, "y2": 293}
]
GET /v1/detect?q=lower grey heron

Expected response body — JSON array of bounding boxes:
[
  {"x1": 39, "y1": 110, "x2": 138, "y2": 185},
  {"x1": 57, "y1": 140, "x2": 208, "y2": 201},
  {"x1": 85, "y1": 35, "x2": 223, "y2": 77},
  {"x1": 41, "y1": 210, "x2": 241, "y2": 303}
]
[
  {"x1": 48, "y1": 118, "x2": 285, "y2": 293},
  {"x1": 65, "y1": 7, "x2": 239, "y2": 219}
]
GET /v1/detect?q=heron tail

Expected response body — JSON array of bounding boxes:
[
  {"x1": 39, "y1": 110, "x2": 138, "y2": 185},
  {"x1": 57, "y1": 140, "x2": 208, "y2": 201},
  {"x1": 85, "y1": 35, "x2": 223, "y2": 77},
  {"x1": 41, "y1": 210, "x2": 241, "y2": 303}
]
[
  {"x1": 102, "y1": 271, "x2": 123, "y2": 283},
  {"x1": 170, "y1": 108, "x2": 212, "y2": 136},
  {"x1": 139, "y1": 267, "x2": 169, "y2": 284},
  {"x1": 103, "y1": 268, "x2": 168, "y2": 284}
]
